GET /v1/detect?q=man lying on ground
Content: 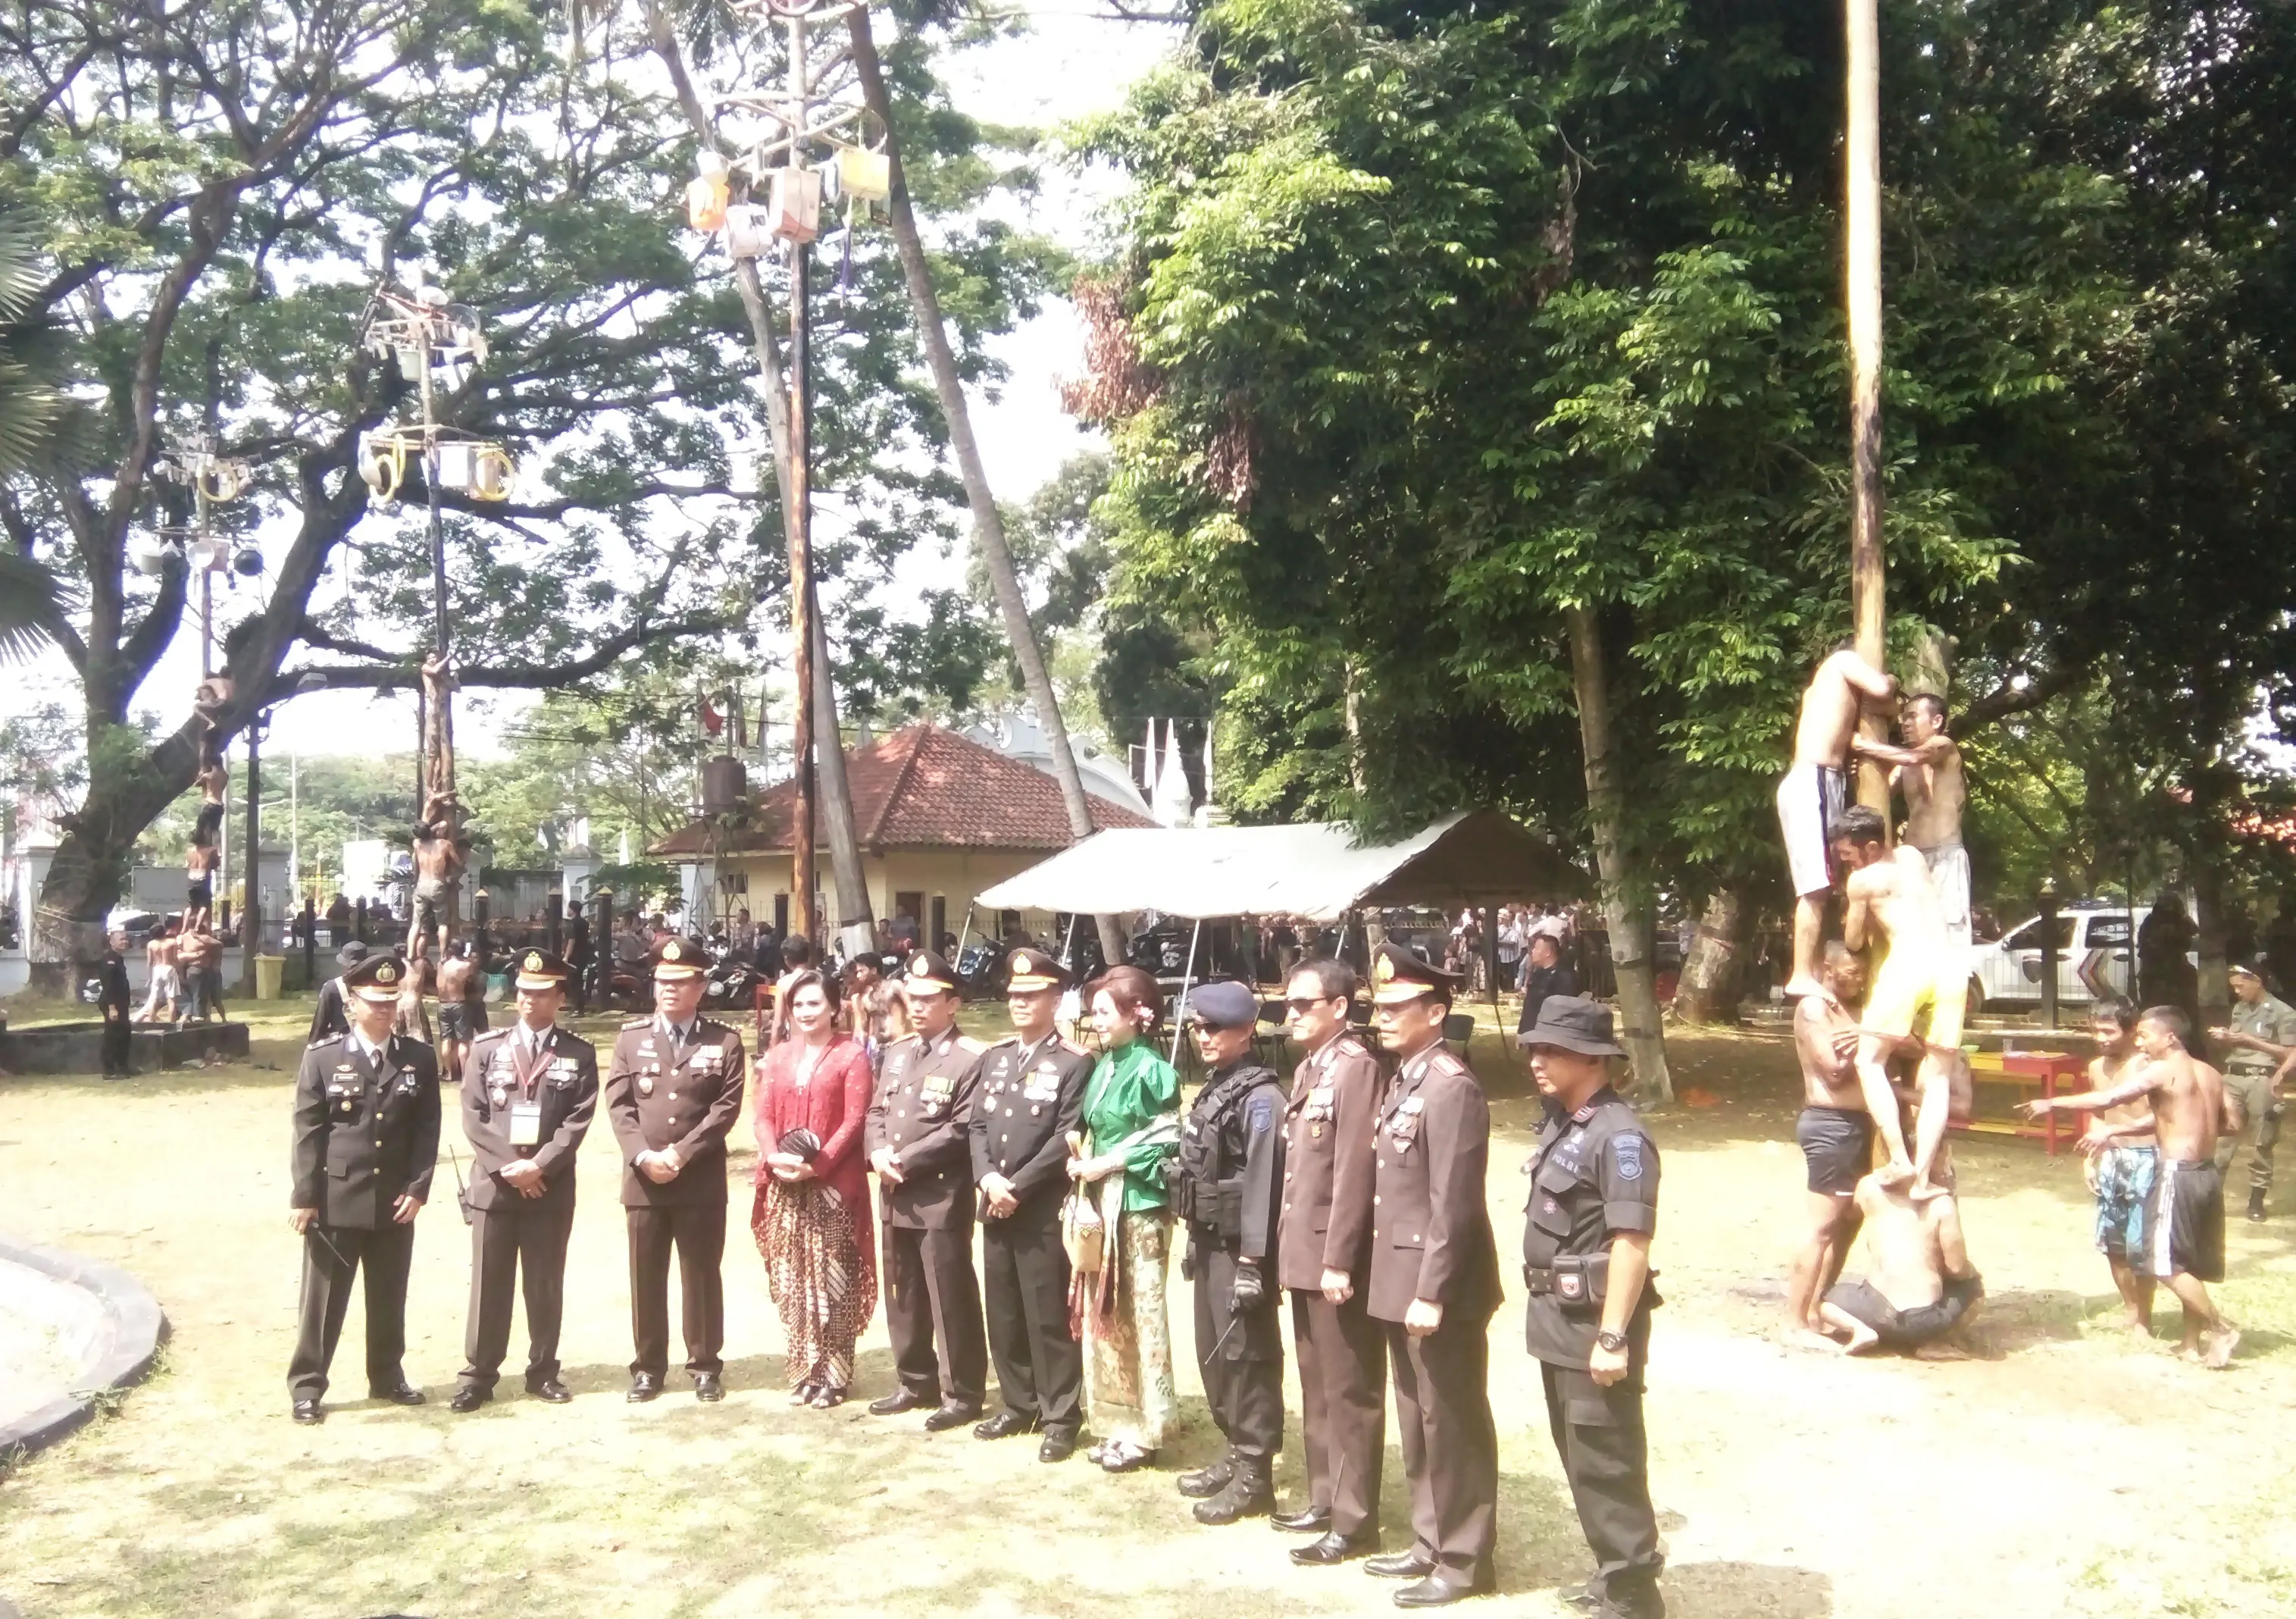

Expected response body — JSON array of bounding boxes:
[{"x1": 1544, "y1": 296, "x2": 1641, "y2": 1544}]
[
  {"x1": 1816, "y1": 1165, "x2": 1984, "y2": 1360},
  {"x1": 2027, "y1": 1006, "x2": 2242, "y2": 1367}
]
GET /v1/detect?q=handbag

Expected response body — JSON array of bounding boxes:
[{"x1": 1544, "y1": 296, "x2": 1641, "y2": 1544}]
[
  {"x1": 1062, "y1": 1182, "x2": 1106, "y2": 1275},
  {"x1": 777, "y1": 1126, "x2": 822, "y2": 1162}
]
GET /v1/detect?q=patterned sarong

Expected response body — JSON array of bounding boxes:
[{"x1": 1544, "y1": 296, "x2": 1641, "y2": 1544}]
[{"x1": 754, "y1": 1179, "x2": 877, "y2": 1391}]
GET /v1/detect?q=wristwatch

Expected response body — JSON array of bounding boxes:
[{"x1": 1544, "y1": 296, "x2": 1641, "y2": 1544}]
[{"x1": 1594, "y1": 1329, "x2": 1628, "y2": 1354}]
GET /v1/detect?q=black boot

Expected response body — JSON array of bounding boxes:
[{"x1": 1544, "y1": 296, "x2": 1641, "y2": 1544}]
[
  {"x1": 1193, "y1": 1455, "x2": 1273, "y2": 1525},
  {"x1": 1177, "y1": 1448, "x2": 1236, "y2": 1499},
  {"x1": 2249, "y1": 1188, "x2": 2268, "y2": 1223}
]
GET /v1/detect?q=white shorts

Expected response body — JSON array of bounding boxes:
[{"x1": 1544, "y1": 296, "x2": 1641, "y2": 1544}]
[
  {"x1": 1777, "y1": 763, "x2": 1847, "y2": 897},
  {"x1": 1917, "y1": 840, "x2": 1972, "y2": 950}
]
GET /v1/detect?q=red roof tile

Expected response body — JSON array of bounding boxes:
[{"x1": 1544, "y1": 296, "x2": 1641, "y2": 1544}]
[{"x1": 649, "y1": 723, "x2": 1155, "y2": 858}]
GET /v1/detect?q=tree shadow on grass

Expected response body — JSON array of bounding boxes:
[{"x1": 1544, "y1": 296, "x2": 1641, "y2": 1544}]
[{"x1": 1665, "y1": 1560, "x2": 1835, "y2": 1618}]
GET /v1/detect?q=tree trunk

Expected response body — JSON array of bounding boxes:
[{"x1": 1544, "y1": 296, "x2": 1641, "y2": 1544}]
[
  {"x1": 1565, "y1": 605, "x2": 1673, "y2": 1102},
  {"x1": 646, "y1": 1, "x2": 875, "y2": 952},
  {"x1": 849, "y1": 4, "x2": 1126, "y2": 972},
  {"x1": 1672, "y1": 887, "x2": 1744, "y2": 1027}
]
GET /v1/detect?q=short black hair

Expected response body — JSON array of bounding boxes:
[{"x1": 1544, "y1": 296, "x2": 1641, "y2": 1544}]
[
  {"x1": 780, "y1": 933, "x2": 813, "y2": 968},
  {"x1": 2138, "y1": 1004, "x2": 2191, "y2": 1047},
  {"x1": 1288, "y1": 957, "x2": 1357, "y2": 1001},
  {"x1": 1828, "y1": 805, "x2": 1888, "y2": 847},
  {"x1": 2091, "y1": 996, "x2": 2136, "y2": 1032},
  {"x1": 1907, "y1": 692, "x2": 1947, "y2": 724}
]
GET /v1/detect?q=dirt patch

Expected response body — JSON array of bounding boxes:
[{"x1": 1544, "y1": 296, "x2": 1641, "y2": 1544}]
[{"x1": 1, "y1": 1009, "x2": 2293, "y2": 1617}]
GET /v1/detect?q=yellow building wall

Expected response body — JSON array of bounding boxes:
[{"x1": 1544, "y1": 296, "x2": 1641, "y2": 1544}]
[{"x1": 718, "y1": 848, "x2": 1064, "y2": 948}]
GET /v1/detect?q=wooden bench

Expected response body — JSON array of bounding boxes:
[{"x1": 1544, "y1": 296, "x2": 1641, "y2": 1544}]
[{"x1": 1951, "y1": 1050, "x2": 2086, "y2": 1155}]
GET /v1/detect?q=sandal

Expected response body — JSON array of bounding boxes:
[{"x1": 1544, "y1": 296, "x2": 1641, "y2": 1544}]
[
  {"x1": 1100, "y1": 1442, "x2": 1155, "y2": 1473},
  {"x1": 810, "y1": 1385, "x2": 846, "y2": 1409},
  {"x1": 789, "y1": 1383, "x2": 820, "y2": 1408}
]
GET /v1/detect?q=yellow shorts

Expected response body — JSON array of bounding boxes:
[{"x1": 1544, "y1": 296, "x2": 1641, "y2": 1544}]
[{"x1": 1864, "y1": 945, "x2": 1966, "y2": 1054}]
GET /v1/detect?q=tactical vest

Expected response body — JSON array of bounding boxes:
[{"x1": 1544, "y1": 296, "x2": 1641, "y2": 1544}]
[{"x1": 1171, "y1": 1063, "x2": 1278, "y2": 1238}]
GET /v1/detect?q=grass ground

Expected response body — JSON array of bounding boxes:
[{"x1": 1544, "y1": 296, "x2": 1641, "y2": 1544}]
[{"x1": 3, "y1": 994, "x2": 2295, "y2": 1618}]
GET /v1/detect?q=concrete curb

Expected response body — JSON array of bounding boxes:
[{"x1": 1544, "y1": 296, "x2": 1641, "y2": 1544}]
[{"x1": 0, "y1": 1235, "x2": 169, "y2": 1459}]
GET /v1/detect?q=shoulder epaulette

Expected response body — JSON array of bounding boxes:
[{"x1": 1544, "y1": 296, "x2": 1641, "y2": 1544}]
[
  {"x1": 306, "y1": 1033, "x2": 344, "y2": 1051},
  {"x1": 1058, "y1": 1038, "x2": 1091, "y2": 1056},
  {"x1": 987, "y1": 1033, "x2": 1020, "y2": 1047},
  {"x1": 956, "y1": 1035, "x2": 987, "y2": 1054},
  {"x1": 622, "y1": 1016, "x2": 652, "y2": 1030}
]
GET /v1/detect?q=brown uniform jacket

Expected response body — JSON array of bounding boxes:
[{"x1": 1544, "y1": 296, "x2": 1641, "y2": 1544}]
[
  {"x1": 1277, "y1": 1032, "x2": 1384, "y2": 1293},
  {"x1": 1365, "y1": 1043, "x2": 1500, "y2": 1324},
  {"x1": 603, "y1": 1015, "x2": 746, "y2": 1207},
  {"x1": 461, "y1": 1023, "x2": 600, "y2": 1214},
  {"x1": 290, "y1": 1032, "x2": 442, "y2": 1229},
  {"x1": 867, "y1": 1027, "x2": 988, "y2": 1229}
]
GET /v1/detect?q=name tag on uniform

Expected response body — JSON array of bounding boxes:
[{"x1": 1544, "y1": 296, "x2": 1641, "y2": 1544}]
[{"x1": 510, "y1": 1100, "x2": 543, "y2": 1146}]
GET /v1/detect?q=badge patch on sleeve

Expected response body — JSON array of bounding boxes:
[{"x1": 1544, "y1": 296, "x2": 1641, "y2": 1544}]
[
  {"x1": 1248, "y1": 1092, "x2": 1276, "y2": 1133},
  {"x1": 1613, "y1": 1134, "x2": 1644, "y2": 1181}
]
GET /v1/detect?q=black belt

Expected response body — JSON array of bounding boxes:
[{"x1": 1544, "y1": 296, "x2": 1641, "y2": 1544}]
[{"x1": 1522, "y1": 1265, "x2": 1557, "y2": 1295}]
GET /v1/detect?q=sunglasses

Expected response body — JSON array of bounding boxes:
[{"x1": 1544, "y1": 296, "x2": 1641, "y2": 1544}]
[{"x1": 1284, "y1": 997, "x2": 1341, "y2": 1013}]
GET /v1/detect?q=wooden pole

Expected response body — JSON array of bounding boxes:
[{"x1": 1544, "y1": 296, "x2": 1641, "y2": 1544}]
[
  {"x1": 784, "y1": 8, "x2": 818, "y2": 947},
  {"x1": 1846, "y1": 0, "x2": 1889, "y2": 813}
]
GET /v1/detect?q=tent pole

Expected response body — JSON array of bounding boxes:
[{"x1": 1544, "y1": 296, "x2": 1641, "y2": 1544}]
[
  {"x1": 1060, "y1": 911, "x2": 1080, "y2": 971},
  {"x1": 1484, "y1": 903, "x2": 1500, "y2": 1012},
  {"x1": 1169, "y1": 916, "x2": 1203, "y2": 1066},
  {"x1": 956, "y1": 904, "x2": 976, "y2": 957}
]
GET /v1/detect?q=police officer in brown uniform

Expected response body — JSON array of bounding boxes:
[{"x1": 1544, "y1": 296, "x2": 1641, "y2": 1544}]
[
  {"x1": 1522, "y1": 997, "x2": 1663, "y2": 1619},
  {"x1": 1275, "y1": 957, "x2": 1388, "y2": 1564},
  {"x1": 1363, "y1": 944, "x2": 1501, "y2": 1608},
  {"x1": 970, "y1": 948, "x2": 1095, "y2": 1460},
  {"x1": 867, "y1": 950, "x2": 991, "y2": 1428},
  {"x1": 286, "y1": 954, "x2": 440, "y2": 1423},
  {"x1": 605, "y1": 936, "x2": 746, "y2": 1402},
  {"x1": 452, "y1": 950, "x2": 599, "y2": 1411}
]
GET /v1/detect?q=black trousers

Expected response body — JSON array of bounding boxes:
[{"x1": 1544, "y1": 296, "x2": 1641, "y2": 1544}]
[
  {"x1": 1388, "y1": 1314, "x2": 1498, "y2": 1582},
  {"x1": 101, "y1": 1016, "x2": 132, "y2": 1078},
  {"x1": 885, "y1": 1220, "x2": 987, "y2": 1406},
  {"x1": 627, "y1": 1200, "x2": 726, "y2": 1378},
  {"x1": 981, "y1": 1212, "x2": 1081, "y2": 1435},
  {"x1": 461, "y1": 1199, "x2": 575, "y2": 1390},
  {"x1": 288, "y1": 1220, "x2": 415, "y2": 1402},
  {"x1": 1541, "y1": 1360, "x2": 1663, "y2": 1611},
  {"x1": 1193, "y1": 1245, "x2": 1283, "y2": 1461},
  {"x1": 1291, "y1": 1289, "x2": 1386, "y2": 1534}
]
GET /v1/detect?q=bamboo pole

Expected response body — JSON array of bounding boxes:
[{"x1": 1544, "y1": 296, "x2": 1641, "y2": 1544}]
[{"x1": 1846, "y1": 0, "x2": 1890, "y2": 813}]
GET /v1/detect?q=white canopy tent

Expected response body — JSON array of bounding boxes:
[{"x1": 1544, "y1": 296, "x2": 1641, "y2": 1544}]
[{"x1": 973, "y1": 809, "x2": 1578, "y2": 922}]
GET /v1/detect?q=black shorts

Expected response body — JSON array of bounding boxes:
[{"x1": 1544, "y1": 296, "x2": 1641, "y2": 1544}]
[
  {"x1": 1797, "y1": 1106, "x2": 1872, "y2": 1196},
  {"x1": 2147, "y1": 1159, "x2": 2226, "y2": 1282},
  {"x1": 438, "y1": 1002, "x2": 476, "y2": 1044},
  {"x1": 1824, "y1": 1274, "x2": 1981, "y2": 1349},
  {"x1": 186, "y1": 878, "x2": 212, "y2": 907}
]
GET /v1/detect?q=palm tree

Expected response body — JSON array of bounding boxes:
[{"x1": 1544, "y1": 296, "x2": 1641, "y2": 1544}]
[{"x1": 0, "y1": 208, "x2": 64, "y2": 661}]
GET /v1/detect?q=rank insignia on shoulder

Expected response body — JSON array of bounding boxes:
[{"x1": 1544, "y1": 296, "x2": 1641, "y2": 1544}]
[
  {"x1": 956, "y1": 1035, "x2": 985, "y2": 1054},
  {"x1": 623, "y1": 1016, "x2": 651, "y2": 1030},
  {"x1": 1059, "y1": 1038, "x2": 1090, "y2": 1055},
  {"x1": 1572, "y1": 1103, "x2": 1597, "y2": 1124}
]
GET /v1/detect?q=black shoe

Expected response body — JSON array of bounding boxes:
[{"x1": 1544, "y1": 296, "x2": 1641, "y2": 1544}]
[
  {"x1": 291, "y1": 1400, "x2": 324, "y2": 1425},
  {"x1": 868, "y1": 1389, "x2": 927, "y2": 1416},
  {"x1": 693, "y1": 1372, "x2": 724, "y2": 1403},
  {"x1": 1591, "y1": 1587, "x2": 1665, "y2": 1619},
  {"x1": 369, "y1": 1383, "x2": 426, "y2": 1407},
  {"x1": 1273, "y1": 1505, "x2": 1333, "y2": 1534},
  {"x1": 1293, "y1": 1529, "x2": 1382, "y2": 1566},
  {"x1": 810, "y1": 1385, "x2": 846, "y2": 1410},
  {"x1": 1193, "y1": 1459, "x2": 1273, "y2": 1526},
  {"x1": 526, "y1": 1378, "x2": 571, "y2": 1404},
  {"x1": 2249, "y1": 1189, "x2": 2269, "y2": 1223},
  {"x1": 1394, "y1": 1571, "x2": 1492, "y2": 1608},
  {"x1": 923, "y1": 1401, "x2": 982, "y2": 1433},
  {"x1": 627, "y1": 1373, "x2": 662, "y2": 1403},
  {"x1": 1366, "y1": 1552, "x2": 1438, "y2": 1580},
  {"x1": 449, "y1": 1387, "x2": 489, "y2": 1414},
  {"x1": 1178, "y1": 1451, "x2": 1236, "y2": 1498},
  {"x1": 1039, "y1": 1432, "x2": 1078, "y2": 1463},
  {"x1": 975, "y1": 1411, "x2": 1039, "y2": 1440}
]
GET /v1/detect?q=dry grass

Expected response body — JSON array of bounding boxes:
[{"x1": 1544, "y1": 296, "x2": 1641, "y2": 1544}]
[{"x1": 2, "y1": 997, "x2": 2294, "y2": 1617}]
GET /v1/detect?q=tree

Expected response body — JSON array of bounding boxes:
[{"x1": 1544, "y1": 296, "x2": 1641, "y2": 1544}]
[
  {"x1": 0, "y1": 0, "x2": 1053, "y2": 965},
  {"x1": 0, "y1": 208, "x2": 65, "y2": 660}
]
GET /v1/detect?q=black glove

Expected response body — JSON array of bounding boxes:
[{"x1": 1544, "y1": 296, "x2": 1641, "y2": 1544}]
[
  {"x1": 1179, "y1": 1243, "x2": 1196, "y2": 1283},
  {"x1": 1231, "y1": 1259, "x2": 1265, "y2": 1311}
]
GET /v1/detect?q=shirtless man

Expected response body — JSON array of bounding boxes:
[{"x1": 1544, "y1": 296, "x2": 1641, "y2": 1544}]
[
  {"x1": 136, "y1": 920, "x2": 180, "y2": 1024},
  {"x1": 1785, "y1": 943, "x2": 1877, "y2": 1346},
  {"x1": 436, "y1": 939, "x2": 488, "y2": 1081},
  {"x1": 176, "y1": 925, "x2": 216, "y2": 1023},
  {"x1": 2026, "y1": 1007, "x2": 2242, "y2": 1366},
  {"x1": 1778, "y1": 647, "x2": 1897, "y2": 996},
  {"x1": 411, "y1": 788, "x2": 465, "y2": 945},
  {"x1": 185, "y1": 840, "x2": 218, "y2": 933},
  {"x1": 2069, "y1": 998, "x2": 2158, "y2": 1335},
  {"x1": 1852, "y1": 694, "x2": 1970, "y2": 954},
  {"x1": 1835, "y1": 804, "x2": 1964, "y2": 1199},
  {"x1": 1817, "y1": 1166, "x2": 1985, "y2": 1359}
]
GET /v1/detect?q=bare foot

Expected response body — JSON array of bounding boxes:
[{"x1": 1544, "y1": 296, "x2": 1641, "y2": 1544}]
[
  {"x1": 1908, "y1": 1179, "x2": 1949, "y2": 1202},
  {"x1": 1783, "y1": 976, "x2": 1825, "y2": 1000},
  {"x1": 2176, "y1": 1339, "x2": 2203, "y2": 1361},
  {"x1": 1784, "y1": 1327, "x2": 1840, "y2": 1354},
  {"x1": 1875, "y1": 1160, "x2": 1916, "y2": 1189},
  {"x1": 2204, "y1": 1327, "x2": 2240, "y2": 1370}
]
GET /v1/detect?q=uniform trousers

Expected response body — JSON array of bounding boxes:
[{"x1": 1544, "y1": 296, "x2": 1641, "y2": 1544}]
[
  {"x1": 2217, "y1": 1069, "x2": 2281, "y2": 1196},
  {"x1": 1541, "y1": 1359, "x2": 1663, "y2": 1614},
  {"x1": 982, "y1": 1210, "x2": 1081, "y2": 1433},
  {"x1": 886, "y1": 1219, "x2": 987, "y2": 1406},
  {"x1": 1290, "y1": 1289, "x2": 1386, "y2": 1534},
  {"x1": 461, "y1": 1199, "x2": 576, "y2": 1390},
  {"x1": 627, "y1": 1200, "x2": 726, "y2": 1377},
  {"x1": 1387, "y1": 1314, "x2": 1498, "y2": 1583},
  {"x1": 101, "y1": 1016, "x2": 132, "y2": 1079},
  {"x1": 289, "y1": 1220, "x2": 415, "y2": 1401},
  {"x1": 1192, "y1": 1245, "x2": 1283, "y2": 1460}
]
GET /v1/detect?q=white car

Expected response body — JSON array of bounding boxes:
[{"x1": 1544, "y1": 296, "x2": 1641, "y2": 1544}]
[{"x1": 1968, "y1": 903, "x2": 2182, "y2": 1012}]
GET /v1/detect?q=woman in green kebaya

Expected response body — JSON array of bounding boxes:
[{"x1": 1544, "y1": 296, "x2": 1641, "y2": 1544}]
[{"x1": 1066, "y1": 965, "x2": 1181, "y2": 1472}]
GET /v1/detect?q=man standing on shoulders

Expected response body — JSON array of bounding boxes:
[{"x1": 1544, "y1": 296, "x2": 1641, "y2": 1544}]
[
  {"x1": 971, "y1": 949, "x2": 1094, "y2": 1461},
  {"x1": 1522, "y1": 996, "x2": 1665, "y2": 1619},
  {"x1": 866, "y1": 950, "x2": 990, "y2": 1430},
  {"x1": 605, "y1": 936, "x2": 746, "y2": 1403},
  {"x1": 286, "y1": 954, "x2": 439, "y2": 1423},
  {"x1": 1170, "y1": 981, "x2": 1287, "y2": 1527},
  {"x1": 1853, "y1": 694, "x2": 1970, "y2": 956},
  {"x1": 1363, "y1": 944, "x2": 1500, "y2": 1608},
  {"x1": 1777, "y1": 646, "x2": 1897, "y2": 996},
  {"x1": 1275, "y1": 959, "x2": 1387, "y2": 1567},
  {"x1": 452, "y1": 950, "x2": 599, "y2": 1411},
  {"x1": 2208, "y1": 962, "x2": 2295, "y2": 1222}
]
